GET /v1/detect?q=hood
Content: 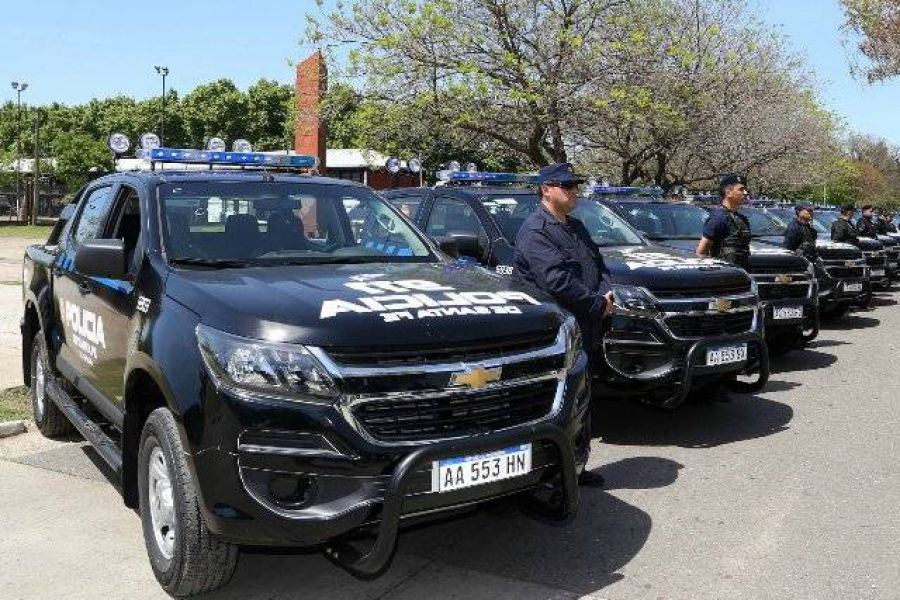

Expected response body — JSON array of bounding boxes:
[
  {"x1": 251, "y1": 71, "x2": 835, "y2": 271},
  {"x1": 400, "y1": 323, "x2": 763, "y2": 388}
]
[
  {"x1": 858, "y1": 237, "x2": 884, "y2": 250},
  {"x1": 599, "y1": 244, "x2": 750, "y2": 290},
  {"x1": 165, "y1": 262, "x2": 563, "y2": 349},
  {"x1": 815, "y1": 240, "x2": 863, "y2": 259},
  {"x1": 876, "y1": 235, "x2": 898, "y2": 247},
  {"x1": 646, "y1": 239, "x2": 807, "y2": 273}
]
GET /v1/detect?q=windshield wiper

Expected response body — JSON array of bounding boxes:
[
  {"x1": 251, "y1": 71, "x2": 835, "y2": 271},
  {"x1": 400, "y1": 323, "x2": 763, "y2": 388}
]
[{"x1": 169, "y1": 257, "x2": 259, "y2": 268}]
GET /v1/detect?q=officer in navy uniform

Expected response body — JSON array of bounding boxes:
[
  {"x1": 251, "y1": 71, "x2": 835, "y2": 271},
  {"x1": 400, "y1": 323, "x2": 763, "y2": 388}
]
[
  {"x1": 856, "y1": 204, "x2": 879, "y2": 238},
  {"x1": 696, "y1": 174, "x2": 752, "y2": 270},
  {"x1": 783, "y1": 202, "x2": 818, "y2": 262},
  {"x1": 514, "y1": 162, "x2": 613, "y2": 488},
  {"x1": 876, "y1": 209, "x2": 896, "y2": 235},
  {"x1": 831, "y1": 204, "x2": 860, "y2": 246}
]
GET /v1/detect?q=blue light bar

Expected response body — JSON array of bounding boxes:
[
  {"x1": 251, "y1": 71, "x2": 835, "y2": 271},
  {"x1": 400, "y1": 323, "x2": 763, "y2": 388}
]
[
  {"x1": 437, "y1": 170, "x2": 540, "y2": 184},
  {"x1": 148, "y1": 148, "x2": 318, "y2": 169},
  {"x1": 588, "y1": 186, "x2": 664, "y2": 196}
]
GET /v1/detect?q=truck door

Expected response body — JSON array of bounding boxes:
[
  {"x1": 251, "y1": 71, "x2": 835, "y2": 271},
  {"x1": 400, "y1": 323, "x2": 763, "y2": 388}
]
[
  {"x1": 54, "y1": 184, "x2": 118, "y2": 414},
  {"x1": 84, "y1": 183, "x2": 144, "y2": 407},
  {"x1": 423, "y1": 195, "x2": 492, "y2": 265}
]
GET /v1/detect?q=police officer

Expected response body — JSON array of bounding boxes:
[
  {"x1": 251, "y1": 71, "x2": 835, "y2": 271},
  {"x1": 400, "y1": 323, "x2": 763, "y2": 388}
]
[
  {"x1": 877, "y1": 209, "x2": 896, "y2": 234},
  {"x1": 857, "y1": 204, "x2": 879, "y2": 238},
  {"x1": 514, "y1": 162, "x2": 613, "y2": 488},
  {"x1": 783, "y1": 202, "x2": 818, "y2": 262},
  {"x1": 696, "y1": 174, "x2": 751, "y2": 270},
  {"x1": 831, "y1": 204, "x2": 860, "y2": 246}
]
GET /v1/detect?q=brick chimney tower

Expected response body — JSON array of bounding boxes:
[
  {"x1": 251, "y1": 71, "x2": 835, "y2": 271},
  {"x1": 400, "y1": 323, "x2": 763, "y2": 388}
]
[{"x1": 294, "y1": 50, "x2": 327, "y2": 173}]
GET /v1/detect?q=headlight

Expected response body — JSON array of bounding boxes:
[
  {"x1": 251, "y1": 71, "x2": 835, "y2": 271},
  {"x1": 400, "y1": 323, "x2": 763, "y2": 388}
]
[
  {"x1": 807, "y1": 260, "x2": 816, "y2": 276},
  {"x1": 197, "y1": 324, "x2": 338, "y2": 402},
  {"x1": 560, "y1": 316, "x2": 583, "y2": 370},
  {"x1": 612, "y1": 284, "x2": 660, "y2": 317},
  {"x1": 746, "y1": 277, "x2": 758, "y2": 297}
]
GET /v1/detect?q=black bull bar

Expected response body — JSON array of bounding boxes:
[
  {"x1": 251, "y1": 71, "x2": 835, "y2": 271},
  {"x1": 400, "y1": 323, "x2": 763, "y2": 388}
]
[{"x1": 323, "y1": 422, "x2": 579, "y2": 578}]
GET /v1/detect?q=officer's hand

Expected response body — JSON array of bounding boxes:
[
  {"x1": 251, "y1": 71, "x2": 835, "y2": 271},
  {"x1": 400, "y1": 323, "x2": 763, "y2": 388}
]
[{"x1": 603, "y1": 291, "x2": 615, "y2": 316}]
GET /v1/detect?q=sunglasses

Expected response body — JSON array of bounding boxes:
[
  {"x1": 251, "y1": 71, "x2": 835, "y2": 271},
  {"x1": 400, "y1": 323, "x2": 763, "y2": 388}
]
[{"x1": 547, "y1": 181, "x2": 581, "y2": 190}]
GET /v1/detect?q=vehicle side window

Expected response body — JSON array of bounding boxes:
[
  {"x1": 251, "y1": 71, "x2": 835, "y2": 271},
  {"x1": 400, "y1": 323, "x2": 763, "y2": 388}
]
[
  {"x1": 107, "y1": 185, "x2": 143, "y2": 276},
  {"x1": 425, "y1": 197, "x2": 488, "y2": 242},
  {"x1": 386, "y1": 194, "x2": 426, "y2": 220},
  {"x1": 71, "y1": 187, "x2": 115, "y2": 248}
]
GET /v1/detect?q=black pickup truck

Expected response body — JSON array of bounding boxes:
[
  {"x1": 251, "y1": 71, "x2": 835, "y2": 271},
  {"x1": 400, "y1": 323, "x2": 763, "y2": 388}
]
[
  {"x1": 385, "y1": 183, "x2": 768, "y2": 410},
  {"x1": 21, "y1": 161, "x2": 589, "y2": 596},
  {"x1": 758, "y1": 206, "x2": 872, "y2": 316},
  {"x1": 599, "y1": 199, "x2": 819, "y2": 351},
  {"x1": 812, "y1": 209, "x2": 894, "y2": 288}
]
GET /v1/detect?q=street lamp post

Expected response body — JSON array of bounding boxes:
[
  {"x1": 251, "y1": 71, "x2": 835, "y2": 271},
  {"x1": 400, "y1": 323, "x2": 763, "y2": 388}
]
[
  {"x1": 10, "y1": 81, "x2": 28, "y2": 220},
  {"x1": 154, "y1": 66, "x2": 169, "y2": 145}
]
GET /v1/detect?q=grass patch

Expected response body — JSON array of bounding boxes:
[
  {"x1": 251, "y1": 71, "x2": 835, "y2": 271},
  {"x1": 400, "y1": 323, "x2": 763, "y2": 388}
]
[
  {"x1": 0, "y1": 386, "x2": 31, "y2": 422},
  {"x1": 0, "y1": 225, "x2": 52, "y2": 239}
]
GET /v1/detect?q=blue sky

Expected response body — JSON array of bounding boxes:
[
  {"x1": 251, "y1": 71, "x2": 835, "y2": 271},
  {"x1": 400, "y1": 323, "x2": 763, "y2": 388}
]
[{"x1": 1, "y1": 0, "x2": 898, "y2": 143}]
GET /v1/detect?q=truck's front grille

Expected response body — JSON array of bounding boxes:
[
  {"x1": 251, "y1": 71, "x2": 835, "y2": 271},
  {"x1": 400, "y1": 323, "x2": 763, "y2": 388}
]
[
  {"x1": 758, "y1": 284, "x2": 810, "y2": 300},
  {"x1": 665, "y1": 311, "x2": 754, "y2": 337},
  {"x1": 822, "y1": 261, "x2": 866, "y2": 279},
  {"x1": 351, "y1": 379, "x2": 558, "y2": 443},
  {"x1": 327, "y1": 329, "x2": 558, "y2": 367},
  {"x1": 651, "y1": 283, "x2": 751, "y2": 300}
]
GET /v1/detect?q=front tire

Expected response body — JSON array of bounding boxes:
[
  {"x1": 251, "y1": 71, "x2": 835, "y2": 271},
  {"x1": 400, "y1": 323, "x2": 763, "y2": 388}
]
[
  {"x1": 139, "y1": 408, "x2": 238, "y2": 597},
  {"x1": 30, "y1": 332, "x2": 73, "y2": 437}
]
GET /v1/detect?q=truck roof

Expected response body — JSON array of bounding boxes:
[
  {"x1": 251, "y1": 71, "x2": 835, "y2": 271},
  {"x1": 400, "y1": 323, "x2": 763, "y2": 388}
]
[{"x1": 95, "y1": 169, "x2": 367, "y2": 188}]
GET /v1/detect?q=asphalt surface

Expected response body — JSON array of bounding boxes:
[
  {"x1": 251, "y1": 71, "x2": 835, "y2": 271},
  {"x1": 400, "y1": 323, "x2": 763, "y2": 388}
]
[{"x1": 1, "y1": 233, "x2": 898, "y2": 599}]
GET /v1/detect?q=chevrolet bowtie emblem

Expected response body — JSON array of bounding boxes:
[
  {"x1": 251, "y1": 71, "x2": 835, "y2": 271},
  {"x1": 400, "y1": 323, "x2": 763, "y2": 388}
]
[
  {"x1": 775, "y1": 274, "x2": 793, "y2": 284},
  {"x1": 711, "y1": 298, "x2": 733, "y2": 312},
  {"x1": 845, "y1": 260, "x2": 857, "y2": 267},
  {"x1": 450, "y1": 367, "x2": 502, "y2": 389}
]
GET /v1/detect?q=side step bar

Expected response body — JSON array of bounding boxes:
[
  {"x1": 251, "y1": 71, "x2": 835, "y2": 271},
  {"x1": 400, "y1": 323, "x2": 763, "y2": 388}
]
[{"x1": 46, "y1": 378, "x2": 123, "y2": 478}]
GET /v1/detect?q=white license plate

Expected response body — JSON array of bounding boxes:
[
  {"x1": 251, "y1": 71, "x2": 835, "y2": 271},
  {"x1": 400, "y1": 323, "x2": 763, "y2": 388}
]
[
  {"x1": 890, "y1": 262, "x2": 898, "y2": 268},
  {"x1": 432, "y1": 444, "x2": 532, "y2": 493},
  {"x1": 706, "y1": 344, "x2": 748, "y2": 366},
  {"x1": 844, "y1": 282, "x2": 863, "y2": 292},
  {"x1": 773, "y1": 306, "x2": 803, "y2": 320},
  {"x1": 872, "y1": 269, "x2": 885, "y2": 277}
]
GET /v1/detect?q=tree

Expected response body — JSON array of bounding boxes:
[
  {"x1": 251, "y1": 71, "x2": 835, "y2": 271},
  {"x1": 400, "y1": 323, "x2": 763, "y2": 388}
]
[
  {"x1": 840, "y1": 0, "x2": 900, "y2": 82},
  {"x1": 52, "y1": 131, "x2": 112, "y2": 192},
  {"x1": 308, "y1": 0, "x2": 626, "y2": 166}
]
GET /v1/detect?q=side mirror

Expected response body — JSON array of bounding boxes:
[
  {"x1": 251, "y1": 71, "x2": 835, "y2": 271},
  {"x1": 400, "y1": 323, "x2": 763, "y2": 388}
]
[
  {"x1": 74, "y1": 239, "x2": 127, "y2": 279},
  {"x1": 436, "y1": 237, "x2": 460, "y2": 258},
  {"x1": 446, "y1": 232, "x2": 483, "y2": 260}
]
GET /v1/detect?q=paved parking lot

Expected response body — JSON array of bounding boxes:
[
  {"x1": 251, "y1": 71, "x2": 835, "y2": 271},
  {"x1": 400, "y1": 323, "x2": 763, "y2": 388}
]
[{"x1": 1, "y1": 234, "x2": 898, "y2": 599}]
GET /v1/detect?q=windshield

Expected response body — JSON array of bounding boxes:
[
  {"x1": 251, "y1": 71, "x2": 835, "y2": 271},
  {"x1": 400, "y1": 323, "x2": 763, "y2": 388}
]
[
  {"x1": 814, "y1": 211, "x2": 840, "y2": 231},
  {"x1": 614, "y1": 202, "x2": 708, "y2": 239},
  {"x1": 741, "y1": 208, "x2": 787, "y2": 236},
  {"x1": 160, "y1": 181, "x2": 432, "y2": 265},
  {"x1": 479, "y1": 194, "x2": 644, "y2": 246},
  {"x1": 768, "y1": 208, "x2": 828, "y2": 234}
]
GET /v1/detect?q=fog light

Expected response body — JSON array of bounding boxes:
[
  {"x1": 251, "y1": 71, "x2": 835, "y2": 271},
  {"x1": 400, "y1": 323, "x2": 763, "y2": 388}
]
[{"x1": 267, "y1": 474, "x2": 317, "y2": 509}]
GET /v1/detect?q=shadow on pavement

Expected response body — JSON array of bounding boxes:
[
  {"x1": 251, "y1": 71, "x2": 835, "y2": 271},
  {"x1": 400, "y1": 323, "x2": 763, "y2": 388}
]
[
  {"x1": 398, "y1": 456, "x2": 673, "y2": 594},
  {"x1": 769, "y1": 348, "x2": 837, "y2": 374},
  {"x1": 594, "y1": 393, "x2": 792, "y2": 449},
  {"x1": 758, "y1": 379, "x2": 802, "y2": 393},
  {"x1": 821, "y1": 314, "x2": 881, "y2": 331},
  {"x1": 804, "y1": 338, "x2": 850, "y2": 350},
  {"x1": 870, "y1": 295, "x2": 898, "y2": 308},
  {"x1": 201, "y1": 458, "x2": 670, "y2": 599}
]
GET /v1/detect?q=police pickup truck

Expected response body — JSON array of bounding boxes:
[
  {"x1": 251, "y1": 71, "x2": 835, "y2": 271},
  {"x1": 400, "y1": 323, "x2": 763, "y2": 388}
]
[
  {"x1": 384, "y1": 173, "x2": 768, "y2": 410},
  {"x1": 811, "y1": 208, "x2": 895, "y2": 288},
  {"x1": 759, "y1": 206, "x2": 872, "y2": 316},
  {"x1": 596, "y1": 194, "x2": 819, "y2": 352},
  {"x1": 20, "y1": 149, "x2": 589, "y2": 597}
]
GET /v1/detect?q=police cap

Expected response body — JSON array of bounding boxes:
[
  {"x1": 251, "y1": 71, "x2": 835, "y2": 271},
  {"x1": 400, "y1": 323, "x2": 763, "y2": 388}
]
[
  {"x1": 840, "y1": 203, "x2": 856, "y2": 215},
  {"x1": 718, "y1": 173, "x2": 748, "y2": 198},
  {"x1": 538, "y1": 162, "x2": 585, "y2": 185},
  {"x1": 794, "y1": 201, "x2": 814, "y2": 213}
]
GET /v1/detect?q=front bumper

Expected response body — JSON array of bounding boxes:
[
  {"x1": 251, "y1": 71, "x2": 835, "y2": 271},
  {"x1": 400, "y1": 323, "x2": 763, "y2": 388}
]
[
  {"x1": 186, "y1": 352, "x2": 589, "y2": 560},
  {"x1": 754, "y1": 275, "x2": 819, "y2": 344},
  {"x1": 596, "y1": 306, "x2": 769, "y2": 408}
]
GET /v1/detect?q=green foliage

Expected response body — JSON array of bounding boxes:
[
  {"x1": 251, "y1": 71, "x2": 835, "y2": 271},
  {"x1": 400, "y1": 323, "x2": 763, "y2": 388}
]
[{"x1": 0, "y1": 79, "x2": 295, "y2": 189}]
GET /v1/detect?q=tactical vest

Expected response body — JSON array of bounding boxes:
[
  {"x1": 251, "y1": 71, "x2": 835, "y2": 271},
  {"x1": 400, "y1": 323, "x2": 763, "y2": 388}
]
[
  {"x1": 797, "y1": 221, "x2": 818, "y2": 261},
  {"x1": 712, "y1": 210, "x2": 751, "y2": 270}
]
